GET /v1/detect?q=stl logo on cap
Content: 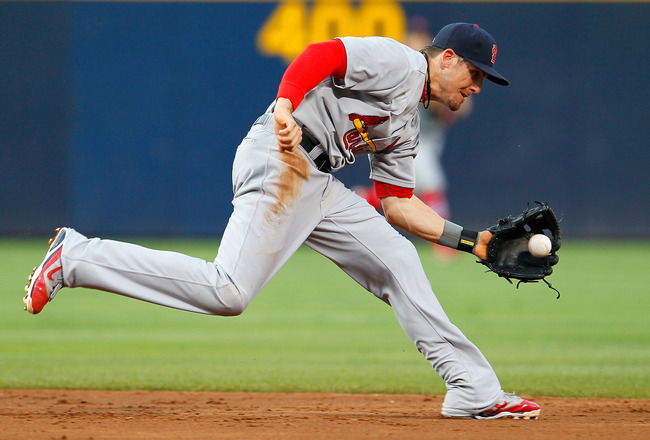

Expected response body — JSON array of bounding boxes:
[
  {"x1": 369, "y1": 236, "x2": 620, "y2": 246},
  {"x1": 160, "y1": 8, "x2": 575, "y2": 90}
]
[{"x1": 491, "y1": 44, "x2": 498, "y2": 64}]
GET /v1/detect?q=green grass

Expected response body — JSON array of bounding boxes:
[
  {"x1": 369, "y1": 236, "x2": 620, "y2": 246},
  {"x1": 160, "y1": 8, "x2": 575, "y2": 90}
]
[{"x1": 1, "y1": 236, "x2": 648, "y2": 398}]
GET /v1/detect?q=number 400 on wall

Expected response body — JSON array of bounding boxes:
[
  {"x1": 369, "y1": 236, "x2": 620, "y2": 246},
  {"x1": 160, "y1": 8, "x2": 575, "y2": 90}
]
[{"x1": 257, "y1": 0, "x2": 407, "y2": 63}]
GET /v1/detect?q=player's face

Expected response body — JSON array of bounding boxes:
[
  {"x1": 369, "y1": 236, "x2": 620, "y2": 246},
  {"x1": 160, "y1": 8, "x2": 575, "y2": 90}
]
[{"x1": 439, "y1": 58, "x2": 487, "y2": 111}]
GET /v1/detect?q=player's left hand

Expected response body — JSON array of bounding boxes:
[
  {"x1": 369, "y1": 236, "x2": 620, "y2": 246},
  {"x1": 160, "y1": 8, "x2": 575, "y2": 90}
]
[
  {"x1": 274, "y1": 98, "x2": 302, "y2": 152},
  {"x1": 479, "y1": 202, "x2": 562, "y2": 296}
]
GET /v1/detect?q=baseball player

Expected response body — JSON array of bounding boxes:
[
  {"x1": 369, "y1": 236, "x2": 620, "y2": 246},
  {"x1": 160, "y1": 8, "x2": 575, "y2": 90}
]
[{"x1": 24, "y1": 23, "x2": 541, "y2": 419}]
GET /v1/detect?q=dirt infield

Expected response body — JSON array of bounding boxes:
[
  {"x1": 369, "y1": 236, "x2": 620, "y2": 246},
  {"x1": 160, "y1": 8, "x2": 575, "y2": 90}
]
[{"x1": 1, "y1": 389, "x2": 648, "y2": 440}]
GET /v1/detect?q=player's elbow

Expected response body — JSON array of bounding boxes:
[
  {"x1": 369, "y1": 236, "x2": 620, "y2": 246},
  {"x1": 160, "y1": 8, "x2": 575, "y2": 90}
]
[
  {"x1": 381, "y1": 198, "x2": 406, "y2": 227},
  {"x1": 383, "y1": 208, "x2": 400, "y2": 227}
]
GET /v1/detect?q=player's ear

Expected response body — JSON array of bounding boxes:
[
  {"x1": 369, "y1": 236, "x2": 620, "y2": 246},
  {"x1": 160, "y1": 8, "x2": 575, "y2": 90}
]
[{"x1": 441, "y1": 49, "x2": 457, "y2": 68}]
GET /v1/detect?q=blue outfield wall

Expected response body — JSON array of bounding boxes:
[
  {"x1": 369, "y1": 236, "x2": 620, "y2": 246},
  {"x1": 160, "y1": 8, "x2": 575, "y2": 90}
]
[{"x1": 1, "y1": 1, "x2": 649, "y2": 237}]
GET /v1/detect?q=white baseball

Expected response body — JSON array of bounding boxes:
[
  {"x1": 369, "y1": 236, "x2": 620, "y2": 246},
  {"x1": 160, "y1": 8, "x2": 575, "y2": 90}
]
[{"x1": 528, "y1": 234, "x2": 552, "y2": 257}]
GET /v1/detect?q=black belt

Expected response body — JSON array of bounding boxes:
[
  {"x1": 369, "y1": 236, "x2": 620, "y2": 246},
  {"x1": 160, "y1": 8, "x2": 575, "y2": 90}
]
[
  {"x1": 253, "y1": 113, "x2": 331, "y2": 173},
  {"x1": 300, "y1": 132, "x2": 331, "y2": 173}
]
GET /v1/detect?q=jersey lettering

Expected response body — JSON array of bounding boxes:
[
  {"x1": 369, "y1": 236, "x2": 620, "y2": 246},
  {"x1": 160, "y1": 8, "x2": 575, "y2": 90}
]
[
  {"x1": 343, "y1": 113, "x2": 388, "y2": 153},
  {"x1": 343, "y1": 128, "x2": 366, "y2": 153}
]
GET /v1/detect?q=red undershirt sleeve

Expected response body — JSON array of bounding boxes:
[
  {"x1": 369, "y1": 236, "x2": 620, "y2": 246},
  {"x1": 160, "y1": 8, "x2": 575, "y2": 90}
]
[
  {"x1": 373, "y1": 181, "x2": 414, "y2": 199},
  {"x1": 276, "y1": 39, "x2": 347, "y2": 109}
]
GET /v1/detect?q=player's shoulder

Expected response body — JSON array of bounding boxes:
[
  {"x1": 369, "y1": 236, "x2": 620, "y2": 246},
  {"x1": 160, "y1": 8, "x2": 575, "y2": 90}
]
[
  {"x1": 338, "y1": 36, "x2": 424, "y2": 69},
  {"x1": 338, "y1": 35, "x2": 405, "y2": 51}
]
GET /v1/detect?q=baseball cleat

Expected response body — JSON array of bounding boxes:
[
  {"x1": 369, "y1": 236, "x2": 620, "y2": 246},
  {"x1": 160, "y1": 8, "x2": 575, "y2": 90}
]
[
  {"x1": 473, "y1": 392, "x2": 541, "y2": 420},
  {"x1": 23, "y1": 227, "x2": 68, "y2": 314}
]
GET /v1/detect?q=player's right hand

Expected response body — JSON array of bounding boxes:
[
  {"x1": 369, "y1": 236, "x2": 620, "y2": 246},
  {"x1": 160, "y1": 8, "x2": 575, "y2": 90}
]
[{"x1": 274, "y1": 97, "x2": 302, "y2": 152}]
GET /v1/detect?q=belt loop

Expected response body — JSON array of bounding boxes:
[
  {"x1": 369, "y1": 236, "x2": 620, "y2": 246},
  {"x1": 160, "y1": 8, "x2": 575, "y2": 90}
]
[{"x1": 253, "y1": 113, "x2": 270, "y2": 126}]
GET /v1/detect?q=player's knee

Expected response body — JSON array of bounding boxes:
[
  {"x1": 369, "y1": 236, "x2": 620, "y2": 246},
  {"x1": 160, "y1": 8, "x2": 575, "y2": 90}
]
[
  {"x1": 219, "y1": 302, "x2": 247, "y2": 316},
  {"x1": 205, "y1": 283, "x2": 249, "y2": 316},
  {"x1": 217, "y1": 293, "x2": 248, "y2": 316}
]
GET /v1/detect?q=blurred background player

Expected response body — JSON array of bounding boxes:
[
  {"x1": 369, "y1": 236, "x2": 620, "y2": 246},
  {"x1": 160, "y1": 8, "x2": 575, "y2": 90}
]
[{"x1": 356, "y1": 16, "x2": 472, "y2": 261}]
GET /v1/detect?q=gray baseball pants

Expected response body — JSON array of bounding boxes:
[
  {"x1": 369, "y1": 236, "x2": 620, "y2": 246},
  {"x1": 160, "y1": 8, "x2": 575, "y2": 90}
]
[{"x1": 59, "y1": 113, "x2": 502, "y2": 416}]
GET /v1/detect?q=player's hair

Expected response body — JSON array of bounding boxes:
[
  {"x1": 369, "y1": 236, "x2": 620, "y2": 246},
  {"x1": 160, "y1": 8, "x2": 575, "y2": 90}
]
[
  {"x1": 419, "y1": 45, "x2": 443, "y2": 58},
  {"x1": 420, "y1": 45, "x2": 466, "y2": 64}
]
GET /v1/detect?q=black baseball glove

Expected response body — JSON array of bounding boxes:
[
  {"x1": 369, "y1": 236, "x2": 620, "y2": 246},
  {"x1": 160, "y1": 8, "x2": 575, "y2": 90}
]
[{"x1": 479, "y1": 202, "x2": 562, "y2": 297}]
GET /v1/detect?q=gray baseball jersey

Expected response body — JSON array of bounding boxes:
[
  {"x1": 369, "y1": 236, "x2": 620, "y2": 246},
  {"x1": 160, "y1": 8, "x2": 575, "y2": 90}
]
[
  {"x1": 53, "y1": 36, "x2": 504, "y2": 417},
  {"x1": 293, "y1": 37, "x2": 424, "y2": 188}
]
